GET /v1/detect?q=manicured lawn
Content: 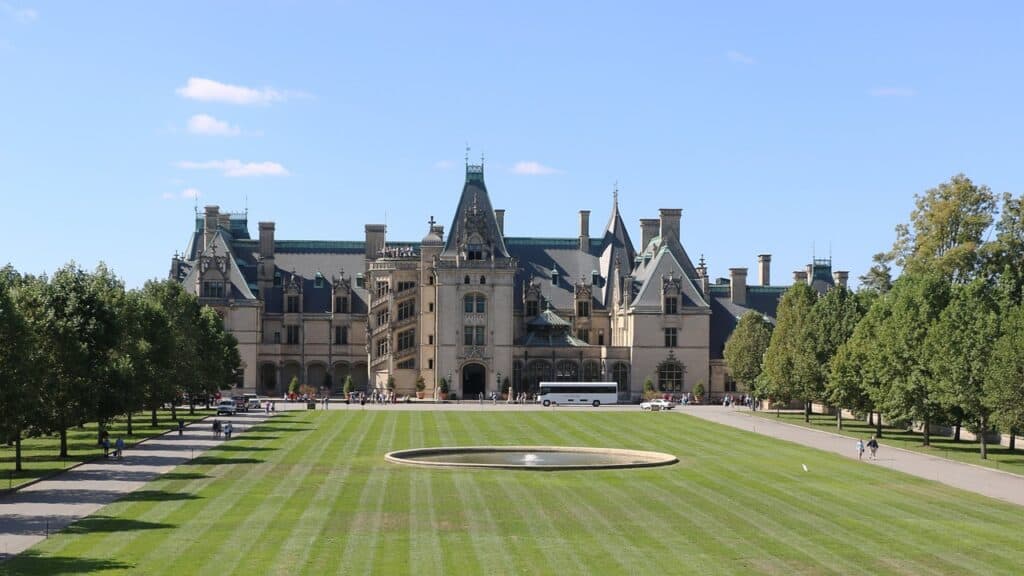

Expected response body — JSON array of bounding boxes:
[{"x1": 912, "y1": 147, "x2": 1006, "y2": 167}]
[
  {"x1": 0, "y1": 409, "x2": 213, "y2": 491},
  {"x1": 6, "y1": 409, "x2": 1024, "y2": 575},
  {"x1": 753, "y1": 410, "x2": 1024, "y2": 475}
]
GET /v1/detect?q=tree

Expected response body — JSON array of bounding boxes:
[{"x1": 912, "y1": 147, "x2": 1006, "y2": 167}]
[
  {"x1": 891, "y1": 174, "x2": 996, "y2": 283},
  {"x1": 343, "y1": 375, "x2": 353, "y2": 397},
  {"x1": 830, "y1": 291, "x2": 890, "y2": 436},
  {"x1": 692, "y1": 380, "x2": 705, "y2": 403},
  {"x1": 871, "y1": 273, "x2": 951, "y2": 446},
  {"x1": 804, "y1": 286, "x2": 865, "y2": 428},
  {"x1": 859, "y1": 252, "x2": 894, "y2": 294},
  {"x1": 761, "y1": 283, "x2": 818, "y2": 421},
  {"x1": 927, "y1": 279, "x2": 999, "y2": 458},
  {"x1": 723, "y1": 312, "x2": 772, "y2": 397},
  {"x1": 986, "y1": 303, "x2": 1024, "y2": 452},
  {"x1": 0, "y1": 267, "x2": 33, "y2": 471},
  {"x1": 643, "y1": 377, "x2": 655, "y2": 399}
]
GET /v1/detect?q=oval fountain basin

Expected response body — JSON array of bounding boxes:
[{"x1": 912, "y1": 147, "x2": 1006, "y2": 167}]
[{"x1": 385, "y1": 446, "x2": 677, "y2": 471}]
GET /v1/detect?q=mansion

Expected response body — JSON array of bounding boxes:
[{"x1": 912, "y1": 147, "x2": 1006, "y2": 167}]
[{"x1": 170, "y1": 163, "x2": 847, "y2": 401}]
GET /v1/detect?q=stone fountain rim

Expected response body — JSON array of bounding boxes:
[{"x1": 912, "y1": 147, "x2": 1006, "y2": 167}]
[{"x1": 385, "y1": 445, "x2": 678, "y2": 471}]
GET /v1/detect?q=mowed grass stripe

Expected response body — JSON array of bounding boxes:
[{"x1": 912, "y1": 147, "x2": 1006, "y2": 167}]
[
  {"x1": 200, "y1": 411, "x2": 357, "y2": 576},
  {"x1": 336, "y1": 412, "x2": 401, "y2": 575},
  {"x1": 405, "y1": 412, "x2": 445, "y2": 576}
]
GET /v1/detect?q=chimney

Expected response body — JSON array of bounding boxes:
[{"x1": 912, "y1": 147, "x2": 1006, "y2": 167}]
[
  {"x1": 833, "y1": 270, "x2": 849, "y2": 289},
  {"x1": 169, "y1": 254, "x2": 181, "y2": 281},
  {"x1": 494, "y1": 209, "x2": 505, "y2": 237},
  {"x1": 757, "y1": 254, "x2": 771, "y2": 286},
  {"x1": 259, "y1": 222, "x2": 275, "y2": 259},
  {"x1": 640, "y1": 218, "x2": 659, "y2": 250},
  {"x1": 203, "y1": 205, "x2": 219, "y2": 252},
  {"x1": 806, "y1": 263, "x2": 814, "y2": 283},
  {"x1": 794, "y1": 270, "x2": 808, "y2": 284},
  {"x1": 578, "y1": 210, "x2": 590, "y2": 251},
  {"x1": 365, "y1": 224, "x2": 386, "y2": 259},
  {"x1": 659, "y1": 208, "x2": 682, "y2": 246},
  {"x1": 730, "y1": 267, "x2": 748, "y2": 306}
]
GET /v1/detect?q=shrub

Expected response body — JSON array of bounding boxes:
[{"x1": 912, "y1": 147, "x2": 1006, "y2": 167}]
[
  {"x1": 415, "y1": 377, "x2": 425, "y2": 392},
  {"x1": 288, "y1": 376, "x2": 299, "y2": 395},
  {"x1": 438, "y1": 377, "x2": 449, "y2": 393},
  {"x1": 343, "y1": 376, "x2": 353, "y2": 396},
  {"x1": 693, "y1": 380, "x2": 706, "y2": 401}
]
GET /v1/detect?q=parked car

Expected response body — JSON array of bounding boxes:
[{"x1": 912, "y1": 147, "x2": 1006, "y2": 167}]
[
  {"x1": 216, "y1": 400, "x2": 237, "y2": 415},
  {"x1": 243, "y1": 393, "x2": 261, "y2": 410},
  {"x1": 231, "y1": 396, "x2": 249, "y2": 412},
  {"x1": 640, "y1": 399, "x2": 675, "y2": 411}
]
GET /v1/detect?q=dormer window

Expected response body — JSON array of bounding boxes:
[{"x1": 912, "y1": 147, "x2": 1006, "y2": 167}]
[
  {"x1": 273, "y1": 272, "x2": 282, "y2": 287},
  {"x1": 467, "y1": 244, "x2": 483, "y2": 260},
  {"x1": 315, "y1": 273, "x2": 324, "y2": 288},
  {"x1": 551, "y1": 269, "x2": 559, "y2": 285},
  {"x1": 286, "y1": 295, "x2": 300, "y2": 313},
  {"x1": 591, "y1": 270, "x2": 600, "y2": 286},
  {"x1": 664, "y1": 296, "x2": 678, "y2": 314}
]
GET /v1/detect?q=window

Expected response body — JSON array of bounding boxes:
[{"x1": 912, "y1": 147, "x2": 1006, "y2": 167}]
[
  {"x1": 286, "y1": 295, "x2": 299, "y2": 313},
  {"x1": 397, "y1": 299, "x2": 416, "y2": 321},
  {"x1": 467, "y1": 244, "x2": 483, "y2": 260},
  {"x1": 664, "y1": 296, "x2": 678, "y2": 314},
  {"x1": 664, "y1": 327, "x2": 678, "y2": 348},
  {"x1": 315, "y1": 274, "x2": 324, "y2": 288},
  {"x1": 356, "y1": 274, "x2": 365, "y2": 288},
  {"x1": 480, "y1": 276, "x2": 486, "y2": 285},
  {"x1": 725, "y1": 379, "x2": 737, "y2": 393},
  {"x1": 463, "y1": 326, "x2": 485, "y2": 346},
  {"x1": 202, "y1": 281, "x2": 225, "y2": 298},
  {"x1": 464, "y1": 294, "x2": 485, "y2": 314},
  {"x1": 598, "y1": 330, "x2": 605, "y2": 346},
  {"x1": 273, "y1": 331, "x2": 281, "y2": 344},
  {"x1": 397, "y1": 329, "x2": 416, "y2": 351},
  {"x1": 397, "y1": 281, "x2": 416, "y2": 292},
  {"x1": 334, "y1": 296, "x2": 349, "y2": 313},
  {"x1": 464, "y1": 275, "x2": 470, "y2": 284},
  {"x1": 613, "y1": 362, "x2": 630, "y2": 393},
  {"x1": 428, "y1": 334, "x2": 434, "y2": 345},
  {"x1": 376, "y1": 338, "x2": 389, "y2": 356},
  {"x1": 286, "y1": 325, "x2": 300, "y2": 345},
  {"x1": 576, "y1": 329, "x2": 589, "y2": 343},
  {"x1": 551, "y1": 270, "x2": 559, "y2": 285},
  {"x1": 274, "y1": 272, "x2": 282, "y2": 287},
  {"x1": 592, "y1": 271, "x2": 600, "y2": 285},
  {"x1": 658, "y1": 362, "x2": 684, "y2": 391},
  {"x1": 428, "y1": 302, "x2": 434, "y2": 312},
  {"x1": 428, "y1": 358, "x2": 434, "y2": 369},
  {"x1": 526, "y1": 300, "x2": 538, "y2": 317},
  {"x1": 397, "y1": 358, "x2": 415, "y2": 369},
  {"x1": 577, "y1": 300, "x2": 590, "y2": 317},
  {"x1": 428, "y1": 275, "x2": 434, "y2": 285},
  {"x1": 375, "y1": 281, "x2": 390, "y2": 298},
  {"x1": 334, "y1": 326, "x2": 348, "y2": 345},
  {"x1": 376, "y1": 310, "x2": 390, "y2": 327}
]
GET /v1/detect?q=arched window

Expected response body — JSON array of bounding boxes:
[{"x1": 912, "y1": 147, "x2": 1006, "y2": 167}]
[
  {"x1": 613, "y1": 362, "x2": 630, "y2": 397},
  {"x1": 464, "y1": 293, "x2": 486, "y2": 314},
  {"x1": 583, "y1": 361, "x2": 601, "y2": 382},
  {"x1": 658, "y1": 361, "x2": 684, "y2": 392},
  {"x1": 480, "y1": 275, "x2": 486, "y2": 285},
  {"x1": 527, "y1": 360, "x2": 552, "y2": 392},
  {"x1": 556, "y1": 360, "x2": 578, "y2": 381}
]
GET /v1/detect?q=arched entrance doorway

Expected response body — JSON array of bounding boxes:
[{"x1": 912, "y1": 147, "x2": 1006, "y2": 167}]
[{"x1": 462, "y1": 363, "x2": 486, "y2": 399}]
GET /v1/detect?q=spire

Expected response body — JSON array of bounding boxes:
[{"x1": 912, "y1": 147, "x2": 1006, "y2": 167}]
[{"x1": 443, "y1": 150, "x2": 509, "y2": 259}]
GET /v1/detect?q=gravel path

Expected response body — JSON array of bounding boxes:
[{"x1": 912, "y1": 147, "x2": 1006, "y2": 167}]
[
  {"x1": 0, "y1": 411, "x2": 272, "y2": 560},
  {"x1": 682, "y1": 405, "x2": 1024, "y2": 508}
]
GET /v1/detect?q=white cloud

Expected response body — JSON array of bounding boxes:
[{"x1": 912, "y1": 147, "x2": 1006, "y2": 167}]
[
  {"x1": 176, "y1": 77, "x2": 287, "y2": 105},
  {"x1": 177, "y1": 159, "x2": 289, "y2": 177},
  {"x1": 162, "y1": 187, "x2": 201, "y2": 200},
  {"x1": 869, "y1": 87, "x2": 916, "y2": 97},
  {"x1": 726, "y1": 50, "x2": 755, "y2": 65},
  {"x1": 187, "y1": 114, "x2": 241, "y2": 136},
  {"x1": 512, "y1": 161, "x2": 561, "y2": 176},
  {"x1": 0, "y1": 2, "x2": 37, "y2": 23}
]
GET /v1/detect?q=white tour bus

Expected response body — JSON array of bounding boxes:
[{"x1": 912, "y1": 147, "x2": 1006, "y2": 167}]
[{"x1": 537, "y1": 382, "x2": 618, "y2": 407}]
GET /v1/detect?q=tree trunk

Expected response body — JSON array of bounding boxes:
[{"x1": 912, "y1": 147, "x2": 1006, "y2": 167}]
[
  {"x1": 189, "y1": 399, "x2": 195, "y2": 415},
  {"x1": 1010, "y1": 429, "x2": 1016, "y2": 452},
  {"x1": 980, "y1": 416, "x2": 988, "y2": 460},
  {"x1": 59, "y1": 428, "x2": 68, "y2": 458},
  {"x1": 875, "y1": 413, "x2": 882, "y2": 438},
  {"x1": 954, "y1": 418, "x2": 961, "y2": 442},
  {"x1": 15, "y1": 431, "x2": 22, "y2": 472},
  {"x1": 837, "y1": 409, "x2": 843, "y2": 430},
  {"x1": 127, "y1": 411, "x2": 133, "y2": 436},
  {"x1": 804, "y1": 401, "x2": 811, "y2": 423},
  {"x1": 922, "y1": 416, "x2": 930, "y2": 447},
  {"x1": 171, "y1": 403, "x2": 177, "y2": 421},
  {"x1": 868, "y1": 412, "x2": 874, "y2": 426},
  {"x1": 150, "y1": 407, "x2": 158, "y2": 427}
]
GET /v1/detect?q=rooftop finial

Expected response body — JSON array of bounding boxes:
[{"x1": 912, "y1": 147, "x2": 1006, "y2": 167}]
[
  {"x1": 428, "y1": 215, "x2": 436, "y2": 227},
  {"x1": 465, "y1": 143, "x2": 470, "y2": 166},
  {"x1": 613, "y1": 181, "x2": 619, "y2": 207},
  {"x1": 698, "y1": 253, "x2": 706, "y2": 268}
]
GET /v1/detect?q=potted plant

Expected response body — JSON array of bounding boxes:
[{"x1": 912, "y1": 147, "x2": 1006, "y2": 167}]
[
  {"x1": 693, "y1": 380, "x2": 706, "y2": 404},
  {"x1": 415, "y1": 376, "x2": 426, "y2": 399},
  {"x1": 288, "y1": 376, "x2": 299, "y2": 401},
  {"x1": 438, "y1": 377, "x2": 449, "y2": 401},
  {"x1": 643, "y1": 377, "x2": 656, "y2": 400},
  {"x1": 343, "y1": 375, "x2": 353, "y2": 404}
]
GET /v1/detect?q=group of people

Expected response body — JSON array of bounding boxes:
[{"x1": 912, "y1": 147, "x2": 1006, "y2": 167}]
[
  {"x1": 264, "y1": 400, "x2": 277, "y2": 414},
  {"x1": 98, "y1": 429, "x2": 125, "y2": 459},
  {"x1": 856, "y1": 436, "x2": 880, "y2": 460},
  {"x1": 211, "y1": 419, "x2": 233, "y2": 439}
]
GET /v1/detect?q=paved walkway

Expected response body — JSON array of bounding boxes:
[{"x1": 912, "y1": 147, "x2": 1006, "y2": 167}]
[
  {"x1": 0, "y1": 411, "x2": 272, "y2": 560},
  {"x1": 681, "y1": 405, "x2": 1024, "y2": 507}
]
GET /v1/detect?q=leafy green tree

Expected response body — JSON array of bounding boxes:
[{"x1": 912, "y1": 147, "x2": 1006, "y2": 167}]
[
  {"x1": 859, "y1": 252, "x2": 894, "y2": 294},
  {"x1": 890, "y1": 174, "x2": 996, "y2": 283},
  {"x1": 761, "y1": 283, "x2": 817, "y2": 421},
  {"x1": 0, "y1": 267, "x2": 34, "y2": 471},
  {"x1": 803, "y1": 286, "x2": 865, "y2": 428},
  {"x1": 986, "y1": 303, "x2": 1024, "y2": 452},
  {"x1": 927, "y1": 279, "x2": 999, "y2": 458},
  {"x1": 343, "y1": 375, "x2": 353, "y2": 397},
  {"x1": 829, "y1": 291, "x2": 890, "y2": 436},
  {"x1": 195, "y1": 306, "x2": 241, "y2": 410},
  {"x1": 723, "y1": 312, "x2": 773, "y2": 397}
]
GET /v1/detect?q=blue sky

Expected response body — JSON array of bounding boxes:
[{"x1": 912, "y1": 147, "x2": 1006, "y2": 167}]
[{"x1": 2, "y1": 2, "x2": 1023, "y2": 288}]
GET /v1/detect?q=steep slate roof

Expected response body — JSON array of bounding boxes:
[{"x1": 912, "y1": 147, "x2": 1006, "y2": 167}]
[
  {"x1": 507, "y1": 237, "x2": 604, "y2": 311},
  {"x1": 180, "y1": 229, "x2": 256, "y2": 301},
  {"x1": 443, "y1": 164, "x2": 510, "y2": 259},
  {"x1": 629, "y1": 245, "x2": 709, "y2": 312},
  {"x1": 598, "y1": 193, "x2": 637, "y2": 307},
  {"x1": 708, "y1": 285, "x2": 787, "y2": 359}
]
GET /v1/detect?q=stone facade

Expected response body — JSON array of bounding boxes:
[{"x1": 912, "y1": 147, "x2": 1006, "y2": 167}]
[{"x1": 171, "y1": 163, "x2": 846, "y2": 401}]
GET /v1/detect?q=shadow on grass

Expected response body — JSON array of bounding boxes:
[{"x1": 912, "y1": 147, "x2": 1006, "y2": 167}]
[
  {"x1": 159, "y1": 471, "x2": 210, "y2": 481},
  {"x1": 211, "y1": 444, "x2": 276, "y2": 452},
  {"x1": 63, "y1": 515, "x2": 174, "y2": 534},
  {"x1": 0, "y1": 551, "x2": 133, "y2": 574},
  {"x1": 186, "y1": 456, "x2": 263, "y2": 466},
  {"x1": 231, "y1": 434, "x2": 280, "y2": 441},
  {"x1": 251, "y1": 426, "x2": 313, "y2": 432},
  {"x1": 119, "y1": 490, "x2": 201, "y2": 503}
]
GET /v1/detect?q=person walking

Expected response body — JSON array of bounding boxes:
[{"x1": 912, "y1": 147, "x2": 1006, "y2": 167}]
[
  {"x1": 114, "y1": 437, "x2": 125, "y2": 459},
  {"x1": 224, "y1": 422, "x2": 233, "y2": 439},
  {"x1": 102, "y1": 435, "x2": 110, "y2": 458},
  {"x1": 856, "y1": 439, "x2": 865, "y2": 461},
  {"x1": 177, "y1": 419, "x2": 185, "y2": 437},
  {"x1": 867, "y1": 436, "x2": 879, "y2": 460}
]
